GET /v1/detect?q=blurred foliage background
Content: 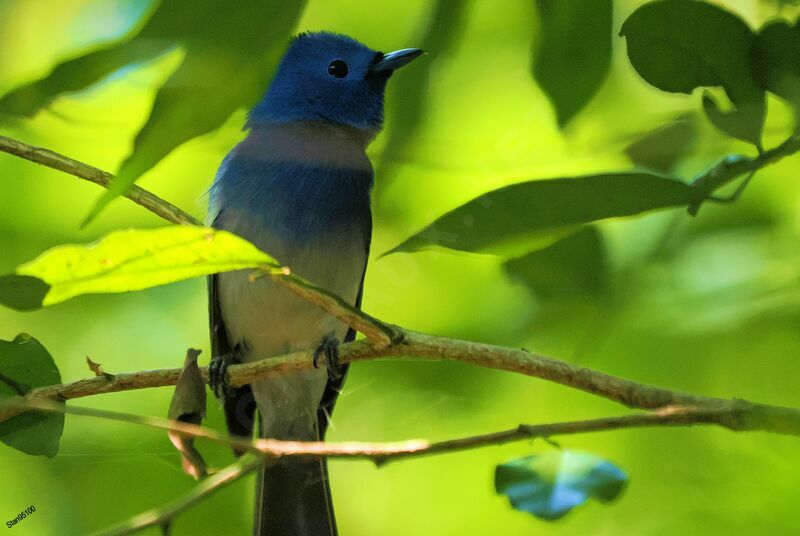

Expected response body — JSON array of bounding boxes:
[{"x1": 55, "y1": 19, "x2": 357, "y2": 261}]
[{"x1": 1, "y1": 0, "x2": 799, "y2": 534}]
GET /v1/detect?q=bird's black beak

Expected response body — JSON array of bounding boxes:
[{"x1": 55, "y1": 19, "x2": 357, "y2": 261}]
[{"x1": 371, "y1": 48, "x2": 424, "y2": 73}]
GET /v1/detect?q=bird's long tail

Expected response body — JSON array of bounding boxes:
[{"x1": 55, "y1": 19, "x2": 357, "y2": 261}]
[{"x1": 254, "y1": 450, "x2": 337, "y2": 536}]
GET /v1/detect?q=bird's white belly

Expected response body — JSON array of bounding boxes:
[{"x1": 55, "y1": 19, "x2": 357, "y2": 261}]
[{"x1": 216, "y1": 210, "x2": 365, "y2": 439}]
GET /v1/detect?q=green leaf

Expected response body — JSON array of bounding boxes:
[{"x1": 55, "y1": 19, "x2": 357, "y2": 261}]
[
  {"x1": 495, "y1": 451, "x2": 627, "y2": 520},
  {"x1": 0, "y1": 37, "x2": 173, "y2": 119},
  {"x1": 754, "y1": 19, "x2": 800, "y2": 114},
  {"x1": 504, "y1": 227, "x2": 608, "y2": 300},
  {"x1": 624, "y1": 114, "x2": 697, "y2": 173},
  {"x1": 533, "y1": 0, "x2": 613, "y2": 126},
  {"x1": 385, "y1": 173, "x2": 700, "y2": 256},
  {"x1": 83, "y1": 0, "x2": 306, "y2": 225},
  {"x1": 0, "y1": 275, "x2": 50, "y2": 312},
  {"x1": 0, "y1": 226, "x2": 278, "y2": 310},
  {"x1": 0, "y1": 334, "x2": 63, "y2": 457},
  {"x1": 701, "y1": 91, "x2": 764, "y2": 146},
  {"x1": 0, "y1": 0, "x2": 305, "y2": 224},
  {"x1": 620, "y1": 0, "x2": 765, "y2": 146}
]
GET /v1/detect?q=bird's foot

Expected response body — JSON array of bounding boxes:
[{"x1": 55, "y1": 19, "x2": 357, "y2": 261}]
[
  {"x1": 313, "y1": 332, "x2": 344, "y2": 381},
  {"x1": 209, "y1": 345, "x2": 243, "y2": 398}
]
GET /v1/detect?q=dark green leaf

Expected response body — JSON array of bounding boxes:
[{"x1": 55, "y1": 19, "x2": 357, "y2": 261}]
[
  {"x1": 0, "y1": 226, "x2": 278, "y2": 311},
  {"x1": 533, "y1": 0, "x2": 613, "y2": 126},
  {"x1": 754, "y1": 19, "x2": 800, "y2": 112},
  {"x1": 385, "y1": 173, "x2": 700, "y2": 256},
  {"x1": 495, "y1": 451, "x2": 627, "y2": 520},
  {"x1": 0, "y1": 275, "x2": 50, "y2": 312},
  {"x1": 504, "y1": 227, "x2": 608, "y2": 300},
  {"x1": 0, "y1": 334, "x2": 63, "y2": 457},
  {"x1": 701, "y1": 91, "x2": 764, "y2": 146},
  {"x1": 624, "y1": 114, "x2": 697, "y2": 173},
  {"x1": 620, "y1": 0, "x2": 765, "y2": 146}
]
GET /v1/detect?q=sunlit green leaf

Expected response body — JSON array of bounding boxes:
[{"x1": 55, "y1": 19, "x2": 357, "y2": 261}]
[
  {"x1": 504, "y1": 227, "x2": 608, "y2": 300},
  {"x1": 0, "y1": 334, "x2": 63, "y2": 457},
  {"x1": 620, "y1": 0, "x2": 765, "y2": 146},
  {"x1": 385, "y1": 173, "x2": 700, "y2": 256},
  {"x1": 624, "y1": 114, "x2": 697, "y2": 174},
  {"x1": 495, "y1": 451, "x2": 627, "y2": 520},
  {"x1": 0, "y1": 226, "x2": 278, "y2": 310},
  {"x1": 533, "y1": 0, "x2": 612, "y2": 126}
]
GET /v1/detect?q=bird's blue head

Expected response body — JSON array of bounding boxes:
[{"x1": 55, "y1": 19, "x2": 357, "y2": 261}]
[{"x1": 248, "y1": 32, "x2": 422, "y2": 134}]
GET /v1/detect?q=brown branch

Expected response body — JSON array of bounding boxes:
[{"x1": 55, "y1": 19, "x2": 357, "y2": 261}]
[
  {"x1": 0, "y1": 135, "x2": 201, "y2": 226},
  {"x1": 2, "y1": 332, "x2": 800, "y2": 437},
  {"x1": 264, "y1": 269, "x2": 397, "y2": 346},
  {"x1": 95, "y1": 454, "x2": 265, "y2": 536},
  {"x1": 36, "y1": 401, "x2": 715, "y2": 535},
  {"x1": 9, "y1": 398, "x2": 774, "y2": 465}
]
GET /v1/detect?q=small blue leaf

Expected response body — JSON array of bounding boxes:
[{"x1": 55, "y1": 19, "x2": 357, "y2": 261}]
[{"x1": 495, "y1": 450, "x2": 627, "y2": 520}]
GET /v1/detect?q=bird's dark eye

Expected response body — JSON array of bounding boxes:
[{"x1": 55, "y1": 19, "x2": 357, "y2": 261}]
[{"x1": 327, "y1": 60, "x2": 349, "y2": 78}]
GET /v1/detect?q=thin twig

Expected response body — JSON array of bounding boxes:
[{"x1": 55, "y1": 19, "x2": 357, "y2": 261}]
[
  {"x1": 2, "y1": 332, "x2": 800, "y2": 437},
  {"x1": 8, "y1": 399, "x2": 776, "y2": 465},
  {"x1": 66, "y1": 402, "x2": 730, "y2": 535},
  {"x1": 692, "y1": 135, "x2": 800, "y2": 194},
  {"x1": 94, "y1": 455, "x2": 265, "y2": 536},
  {"x1": 0, "y1": 135, "x2": 201, "y2": 226},
  {"x1": 265, "y1": 269, "x2": 398, "y2": 346}
]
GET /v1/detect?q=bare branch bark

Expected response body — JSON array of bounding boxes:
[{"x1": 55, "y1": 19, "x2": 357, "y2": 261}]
[
  {"x1": 2, "y1": 332, "x2": 799, "y2": 437},
  {"x1": 12, "y1": 398, "x2": 784, "y2": 465},
  {"x1": 0, "y1": 135, "x2": 201, "y2": 226}
]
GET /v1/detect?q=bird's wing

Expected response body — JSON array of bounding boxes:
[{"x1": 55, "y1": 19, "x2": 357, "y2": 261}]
[{"x1": 209, "y1": 210, "x2": 256, "y2": 443}]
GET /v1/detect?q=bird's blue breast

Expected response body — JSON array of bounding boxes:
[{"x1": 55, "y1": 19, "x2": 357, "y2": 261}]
[{"x1": 212, "y1": 157, "x2": 371, "y2": 243}]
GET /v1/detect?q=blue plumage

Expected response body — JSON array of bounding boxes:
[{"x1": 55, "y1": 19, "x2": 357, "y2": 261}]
[
  {"x1": 249, "y1": 32, "x2": 388, "y2": 130},
  {"x1": 208, "y1": 32, "x2": 421, "y2": 536}
]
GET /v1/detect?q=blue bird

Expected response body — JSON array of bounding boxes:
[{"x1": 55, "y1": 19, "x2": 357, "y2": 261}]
[{"x1": 207, "y1": 32, "x2": 422, "y2": 535}]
